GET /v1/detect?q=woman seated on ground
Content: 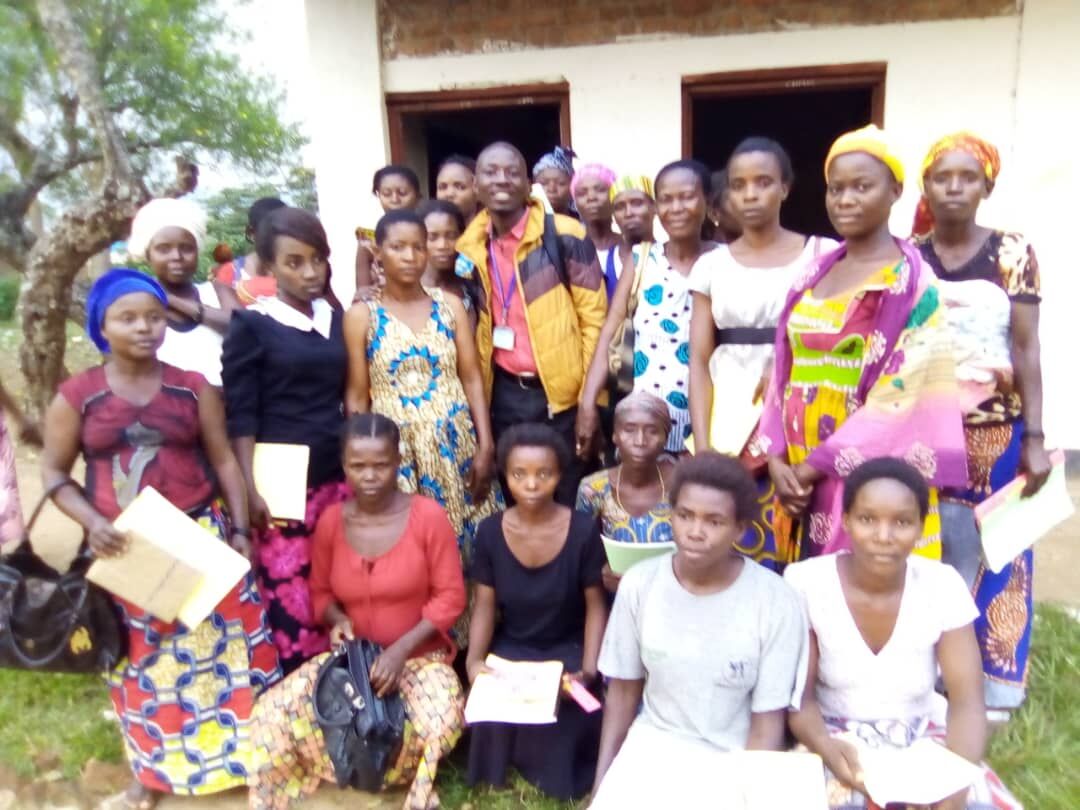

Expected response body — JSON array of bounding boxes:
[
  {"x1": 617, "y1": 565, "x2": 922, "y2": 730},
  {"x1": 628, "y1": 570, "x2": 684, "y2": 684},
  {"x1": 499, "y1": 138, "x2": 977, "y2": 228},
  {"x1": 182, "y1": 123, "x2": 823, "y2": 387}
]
[
  {"x1": 418, "y1": 199, "x2": 477, "y2": 330},
  {"x1": 127, "y1": 197, "x2": 240, "y2": 386},
  {"x1": 467, "y1": 423, "x2": 608, "y2": 800},
  {"x1": 249, "y1": 413, "x2": 467, "y2": 810},
  {"x1": 785, "y1": 457, "x2": 1021, "y2": 810},
  {"x1": 41, "y1": 269, "x2": 280, "y2": 810},
  {"x1": 576, "y1": 391, "x2": 674, "y2": 592},
  {"x1": 591, "y1": 453, "x2": 806, "y2": 804}
]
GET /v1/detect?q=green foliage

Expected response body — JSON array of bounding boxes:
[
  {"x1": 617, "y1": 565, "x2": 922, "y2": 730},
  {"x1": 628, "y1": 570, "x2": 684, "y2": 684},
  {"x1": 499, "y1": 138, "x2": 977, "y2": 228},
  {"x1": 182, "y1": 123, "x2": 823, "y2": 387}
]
[{"x1": 0, "y1": 276, "x2": 20, "y2": 320}]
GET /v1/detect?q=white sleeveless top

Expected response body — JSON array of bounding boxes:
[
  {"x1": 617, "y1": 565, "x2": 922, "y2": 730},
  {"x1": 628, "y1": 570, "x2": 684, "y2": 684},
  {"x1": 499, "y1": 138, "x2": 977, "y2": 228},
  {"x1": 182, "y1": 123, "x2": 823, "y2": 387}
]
[{"x1": 157, "y1": 282, "x2": 224, "y2": 386}]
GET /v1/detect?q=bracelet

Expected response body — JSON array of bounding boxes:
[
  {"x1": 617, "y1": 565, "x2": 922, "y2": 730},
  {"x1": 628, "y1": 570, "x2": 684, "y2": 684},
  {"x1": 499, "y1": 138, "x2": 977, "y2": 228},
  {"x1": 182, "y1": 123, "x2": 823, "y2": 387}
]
[
  {"x1": 233, "y1": 526, "x2": 251, "y2": 537},
  {"x1": 1023, "y1": 429, "x2": 1045, "y2": 441}
]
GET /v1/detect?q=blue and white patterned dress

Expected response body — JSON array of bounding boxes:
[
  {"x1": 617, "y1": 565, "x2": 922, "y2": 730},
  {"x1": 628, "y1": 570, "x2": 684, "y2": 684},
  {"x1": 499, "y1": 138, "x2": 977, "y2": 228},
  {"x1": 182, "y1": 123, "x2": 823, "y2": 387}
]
[{"x1": 631, "y1": 243, "x2": 693, "y2": 453}]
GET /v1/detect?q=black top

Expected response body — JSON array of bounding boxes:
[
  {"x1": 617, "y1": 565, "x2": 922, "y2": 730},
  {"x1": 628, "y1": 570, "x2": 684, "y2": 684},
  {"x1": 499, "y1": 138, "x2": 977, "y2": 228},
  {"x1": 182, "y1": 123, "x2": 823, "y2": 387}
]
[
  {"x1": 470, "y1": 510, "x2": 604, "y2": 670},
  {"x1": 222, "y1": 307, "x2": 347, "y2": 488},
  {"x1": 915, "y1": 230, "x2": 1041, "y2": 305}
]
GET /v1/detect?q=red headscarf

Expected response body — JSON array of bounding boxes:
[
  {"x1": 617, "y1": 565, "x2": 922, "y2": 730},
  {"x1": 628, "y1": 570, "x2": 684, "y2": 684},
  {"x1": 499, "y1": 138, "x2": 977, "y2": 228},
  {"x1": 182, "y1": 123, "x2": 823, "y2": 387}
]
[{"x1": 912, "y1": 132, "x2": 1001, "y2": 238}]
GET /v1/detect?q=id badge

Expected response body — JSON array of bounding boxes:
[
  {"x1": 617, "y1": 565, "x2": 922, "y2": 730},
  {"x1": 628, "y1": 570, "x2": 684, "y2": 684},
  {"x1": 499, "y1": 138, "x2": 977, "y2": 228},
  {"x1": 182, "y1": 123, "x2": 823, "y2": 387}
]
[{"x1": 493, "y1": 324, "x2": 516, "y2": 350}]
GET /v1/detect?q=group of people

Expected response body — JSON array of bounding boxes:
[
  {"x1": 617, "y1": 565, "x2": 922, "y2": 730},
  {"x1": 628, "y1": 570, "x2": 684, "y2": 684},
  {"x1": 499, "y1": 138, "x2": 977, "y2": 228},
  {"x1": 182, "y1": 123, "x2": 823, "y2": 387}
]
[{"x1": 4, "y1": 124, "x2": 1043, "y2": 809}]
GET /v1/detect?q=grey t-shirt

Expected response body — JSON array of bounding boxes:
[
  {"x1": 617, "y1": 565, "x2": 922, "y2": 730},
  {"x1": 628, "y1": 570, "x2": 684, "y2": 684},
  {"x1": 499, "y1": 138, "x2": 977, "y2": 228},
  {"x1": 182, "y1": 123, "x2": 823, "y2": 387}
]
[{"x1": 598, "y1": 554, "x2": 806, "y2": 751}]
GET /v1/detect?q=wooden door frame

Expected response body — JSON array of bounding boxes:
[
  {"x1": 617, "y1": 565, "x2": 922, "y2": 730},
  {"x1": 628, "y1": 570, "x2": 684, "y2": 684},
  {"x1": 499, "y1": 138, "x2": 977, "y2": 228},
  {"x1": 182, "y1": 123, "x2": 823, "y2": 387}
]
[
  {"x1": 385, "y1": 82, "x2": 572, "y2": 163},
  {"x1": 680, "y1": 63, "x2": 887, "y2": 158}
]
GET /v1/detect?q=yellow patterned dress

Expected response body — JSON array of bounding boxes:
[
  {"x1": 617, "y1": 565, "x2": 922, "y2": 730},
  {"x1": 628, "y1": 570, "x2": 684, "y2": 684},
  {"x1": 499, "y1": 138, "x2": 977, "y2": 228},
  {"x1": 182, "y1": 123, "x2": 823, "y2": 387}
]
[{"x1": 365, "y1": 288, "x2": 504, "y2": 567}]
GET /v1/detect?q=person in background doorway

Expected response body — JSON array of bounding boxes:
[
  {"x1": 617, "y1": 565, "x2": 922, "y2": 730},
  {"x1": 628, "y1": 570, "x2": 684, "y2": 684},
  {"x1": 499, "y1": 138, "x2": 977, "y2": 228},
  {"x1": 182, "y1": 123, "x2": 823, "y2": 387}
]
[
  {"x1": 760, "y1": 125, "x2": 967, "y2": 562},
  {"x1": 576, "y1": 160, "x2": 717, "y2": 457},
  {"x1": 355, "y1": 164, "x2": 423, "y2": 292},
  {"x1": 456, "y1": 141, "x2": 606, "y2": 506},
  {"x1": 572, "y1": 162, "x2": 620, "y2": 298},
  {"x1": 533, "y1": 146, "x2": 578, "y2": 218},
  {"x1": 418, "y1": 199, "x2": 476, "y2": 329},
  {"x1": 706, "y1": 168, "x2": 743, "y2": 243},
  {"x1": 214, "y1": 196, "x2": 286, "y2": 305},
  {"x1": 127, "y1": 197, "x2": 239, "y2": 387},
  {"x1": 785, "y1": 458, "x2": 1021, "y2": 810},
  {"x1": 223, "y1": 207, "x2": 349, "y2": 674},
  {"x1": 689, "y1": 137, "x2": 838, "y2": 571},
  {"x1": 466, "y1": 423, "x2": 607, "y2": 801},
  {"x1": 913, "y1": 132, "x2": 1049, "y2": 712},
  {"x1": 436, "y1": 154, "x2": 480, "y2": 223}
]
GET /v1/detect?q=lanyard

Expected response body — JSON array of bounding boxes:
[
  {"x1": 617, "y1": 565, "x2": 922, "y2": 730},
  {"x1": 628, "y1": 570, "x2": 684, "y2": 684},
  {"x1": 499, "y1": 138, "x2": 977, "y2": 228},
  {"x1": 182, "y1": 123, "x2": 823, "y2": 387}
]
[{"x1": 488, "y1": 241, "x2": 517, "y2": 325}]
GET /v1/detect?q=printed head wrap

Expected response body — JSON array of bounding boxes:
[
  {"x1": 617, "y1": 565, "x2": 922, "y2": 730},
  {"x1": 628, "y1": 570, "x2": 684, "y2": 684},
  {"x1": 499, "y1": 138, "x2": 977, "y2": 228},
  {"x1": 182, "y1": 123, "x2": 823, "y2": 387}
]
[
  {"x1": 614, "y1": 390, "x2": 671, "y2": 436},
  {"x1": 609, "y1": 175, "x2": 655, "y2": 203},
  {"x1": 569, "y1": 162, "x2": 617, "y2": 199},
  {"x1": 532, "y1": 146, "x2": 576, "y2": 179},
  {"x1": 127, "y1": 197, "x2": 207, "y2": 262},
  {"x1": 85, "y1": 268, "x2": 168, "y2": 353},
  {"x1": 824, "y1": 125, "x2": 905, "y2": 184},
  {"x1": 911, "y1": 131, "x2": 1001, "y2": 238}
]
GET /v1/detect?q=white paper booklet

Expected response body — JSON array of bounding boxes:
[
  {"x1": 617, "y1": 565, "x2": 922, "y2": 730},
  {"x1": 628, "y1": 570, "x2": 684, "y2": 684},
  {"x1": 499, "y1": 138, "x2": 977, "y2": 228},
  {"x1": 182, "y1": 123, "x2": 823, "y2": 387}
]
[
  {"x1": 851, "y1": 736, "x2": 983, "y2": 807},
  {"x1": 253, "y1": 442, "x2": 310, "y2": 522},
  {"x1": 464, "y1": 655, "x2": 563, "y2": 726}
]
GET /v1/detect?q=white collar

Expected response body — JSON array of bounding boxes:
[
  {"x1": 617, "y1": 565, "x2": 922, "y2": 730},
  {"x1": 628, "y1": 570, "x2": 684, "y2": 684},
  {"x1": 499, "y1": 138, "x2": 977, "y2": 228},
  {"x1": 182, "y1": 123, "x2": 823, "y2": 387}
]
[{"x1": 251, "y1": 296, "x2": 333, "y2": 338}]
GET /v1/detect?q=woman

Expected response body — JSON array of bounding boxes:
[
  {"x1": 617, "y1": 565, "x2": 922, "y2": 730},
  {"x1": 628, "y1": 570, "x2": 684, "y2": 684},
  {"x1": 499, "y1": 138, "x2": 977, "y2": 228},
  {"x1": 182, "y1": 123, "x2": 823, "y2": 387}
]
[
  {"x1": 705, "y1": 168, "x2": 742, "y2": 244},
  {"x1": 533, "y1": 146, "x2": 577, "y2": 217},
  {"x1": 344, "y1": 209, "x2": 501, "y2": 571},
  {"x1": 571, "y1": 163, "x2": 620, "y2": 298},
  {"x1": 913, "y1": 132, "x2": 1049, "y2": 711},
  {"x1": 418, "y1": 199, "x2": 476, "y2": 329},
  {"x1": 467, "y1": 423, "x2": 607, "y2": 800},
  {"x1": 576, "y1": 391, "x2": 674, "y2": 591},
  {"x1": 760, "y1": 125, "x2": 968, "y2": 561},
  {"x1": 689, "y1": 138, "x2": 837, "y2": 570},
  {"x1": 248, "y1": 413, "x2": 466, "y2": 810},
  {"x1": 577, "y1": 160, "x2": 717, "y2": 456},
  {"x1": 0, "y1": 378, "x2": 42, "y2": 545},
  {"x1": 127, "y1": 197, "x2": 239, "y2": 386},
  {"x1": 356, "y1": 164, "x2": 423, "y2": 290},
  {"x1": 213, "y1": 196, "x2": 286, "y2": 305},
  {"x1": 40, "y1": 269, "x2": 280, "y2": 809},
  {"x1": 223, "y1": 207, "x2": 349, "y2": 674},
  {"x1": 785, "y1": 458, "x2": 1020, "y2": 810},
  {"x1": 435, "y1": 154, "x2": 479, "y2": 222},
  {"x1": 591, "y1": 453, "x2": 805, "y2": 808}
]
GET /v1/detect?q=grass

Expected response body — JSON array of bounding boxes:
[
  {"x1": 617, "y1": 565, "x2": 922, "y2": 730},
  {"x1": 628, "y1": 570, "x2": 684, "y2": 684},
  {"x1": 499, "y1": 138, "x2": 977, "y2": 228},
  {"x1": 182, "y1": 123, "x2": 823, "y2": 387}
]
[{"x1": 0, "y1": 605, "x2": 1075, "y2": 806}]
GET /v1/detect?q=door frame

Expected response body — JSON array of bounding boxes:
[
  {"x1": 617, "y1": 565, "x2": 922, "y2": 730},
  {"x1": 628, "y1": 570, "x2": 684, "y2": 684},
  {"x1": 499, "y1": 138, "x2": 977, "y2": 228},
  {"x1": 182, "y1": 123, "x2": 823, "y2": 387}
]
[
  {"x1": 385, "y1": 82, "x2": 572, "y2": 163},
  {"x1": 680, "y1": 63, "x2": 887, "y2": 158}
]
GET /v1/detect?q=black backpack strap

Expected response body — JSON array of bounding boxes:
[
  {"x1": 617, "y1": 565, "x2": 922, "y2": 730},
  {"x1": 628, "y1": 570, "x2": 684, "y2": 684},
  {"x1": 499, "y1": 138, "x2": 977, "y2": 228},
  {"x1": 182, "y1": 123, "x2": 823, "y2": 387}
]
[{"x1": 541, "y1": 213, "x2": 570, "y2": 289}]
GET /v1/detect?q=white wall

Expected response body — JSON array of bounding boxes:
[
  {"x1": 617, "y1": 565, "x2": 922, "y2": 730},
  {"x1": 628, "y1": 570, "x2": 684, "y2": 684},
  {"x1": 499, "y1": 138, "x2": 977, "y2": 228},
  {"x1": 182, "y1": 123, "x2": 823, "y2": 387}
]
[{"x1": 304, "y1": 0, "x2": 1080, "y2": 444}]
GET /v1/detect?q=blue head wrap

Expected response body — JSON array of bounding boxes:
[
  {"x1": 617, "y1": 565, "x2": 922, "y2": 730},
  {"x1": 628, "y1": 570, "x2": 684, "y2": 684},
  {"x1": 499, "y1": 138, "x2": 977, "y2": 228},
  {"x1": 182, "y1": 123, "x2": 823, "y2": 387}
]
[{"x1": 86, "y1": 268, "x2": 168, "y2": 353}]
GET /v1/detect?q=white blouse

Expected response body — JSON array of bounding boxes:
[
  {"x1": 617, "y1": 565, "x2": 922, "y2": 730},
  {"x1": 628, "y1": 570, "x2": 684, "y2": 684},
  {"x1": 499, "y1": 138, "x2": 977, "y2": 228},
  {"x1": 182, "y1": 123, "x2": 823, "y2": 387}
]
[
  {"x1": 157, "y1": 282, "x2": 224, "y2": 386},
  {"x1": 784, "y1": 553, "x2": 978, "y2": 724}
]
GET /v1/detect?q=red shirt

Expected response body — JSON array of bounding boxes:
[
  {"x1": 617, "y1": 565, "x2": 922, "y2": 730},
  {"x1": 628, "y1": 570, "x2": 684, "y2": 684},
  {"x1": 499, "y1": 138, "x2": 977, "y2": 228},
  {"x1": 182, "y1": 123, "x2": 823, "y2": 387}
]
[
  {"x1": 309, "y1": 496, "x2": 466, "y2": 658},
  {"x1": 488, "y1": 209, "x2": 538, "y2": 375}
]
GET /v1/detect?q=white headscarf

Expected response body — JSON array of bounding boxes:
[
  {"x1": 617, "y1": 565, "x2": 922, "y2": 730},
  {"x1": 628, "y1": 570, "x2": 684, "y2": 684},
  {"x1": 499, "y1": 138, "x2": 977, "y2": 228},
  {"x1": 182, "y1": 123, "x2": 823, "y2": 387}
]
[{"x1": 127, "y1": 197, "x2": 207, "y2": 262}]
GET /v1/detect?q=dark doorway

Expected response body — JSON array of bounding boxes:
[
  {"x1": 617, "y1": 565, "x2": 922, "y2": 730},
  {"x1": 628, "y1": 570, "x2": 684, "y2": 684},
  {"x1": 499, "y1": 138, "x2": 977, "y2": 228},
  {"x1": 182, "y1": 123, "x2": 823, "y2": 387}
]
[
  {"x1": 683, "y1": 64, "x2": 886, "y2": 237},
  {"x1": 387, "y1": 83, "x2": 571, "y2": 196}
]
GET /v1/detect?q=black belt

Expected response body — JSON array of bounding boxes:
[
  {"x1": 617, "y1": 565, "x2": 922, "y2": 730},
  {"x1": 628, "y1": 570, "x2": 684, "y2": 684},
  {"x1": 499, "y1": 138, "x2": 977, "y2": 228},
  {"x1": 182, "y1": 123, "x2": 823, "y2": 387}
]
[
  {"x1": 494, "y1": 365, "x2": 544, "y2": 389},
  {"x1": 715, "y1": 327, "x2": 776, "y2": 346}
]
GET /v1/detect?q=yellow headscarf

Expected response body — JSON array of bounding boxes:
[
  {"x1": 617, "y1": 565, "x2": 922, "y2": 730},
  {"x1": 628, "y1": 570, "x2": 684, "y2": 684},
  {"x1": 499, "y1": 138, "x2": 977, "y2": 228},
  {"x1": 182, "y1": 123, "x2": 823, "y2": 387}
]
[
  {"x1": 824, "y1": 125, "x2": 905, "y2": 184},
  {"x1": 609, "y1": 175, "x2": 655, "y2": 203}
]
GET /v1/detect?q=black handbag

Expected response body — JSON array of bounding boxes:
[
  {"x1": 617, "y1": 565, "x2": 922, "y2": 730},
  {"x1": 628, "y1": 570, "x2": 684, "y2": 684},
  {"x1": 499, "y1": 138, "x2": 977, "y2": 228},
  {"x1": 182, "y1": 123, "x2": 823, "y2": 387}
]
[
  {"x1": 0, "y1": 484, "x2": 126, "y2": 673},
  {"x1": 313, "y1": 638, "x2": 406, "y2": 791}
]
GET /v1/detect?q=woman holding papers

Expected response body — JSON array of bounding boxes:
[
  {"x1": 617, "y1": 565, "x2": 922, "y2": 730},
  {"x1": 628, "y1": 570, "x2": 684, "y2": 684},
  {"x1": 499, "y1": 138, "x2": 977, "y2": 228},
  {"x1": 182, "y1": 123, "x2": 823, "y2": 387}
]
[
  {"x1": 785, "y1": 458, "x2": 1020, "y2": 810},
  {"x1": 913, "y1": 133, "x2": 1049, "y2": 711},
  {"x1": 591, "y1": 453, "x2": 805, "y2": 804},
  {"x1": 688, "y1": 138, "x2": 838, "y2": 572},
  {"x1": 760, "y1": 126, "x2": 967, "y2": 562},
  {"x1": 40, "y1": 269, "x2": 280, "y2": 809},
  {"x1": 466, "y1": 423, "x2": 608, "y2": 800},
  {"x1": 222, "y1": 207, "x2": 349, "y2": 674},
  {"x1": 576, "y1": 391, "x2": 674, "y2": 591},
  {"x1": 249, "y1": 413, "x2": 466, "y2": 810}
]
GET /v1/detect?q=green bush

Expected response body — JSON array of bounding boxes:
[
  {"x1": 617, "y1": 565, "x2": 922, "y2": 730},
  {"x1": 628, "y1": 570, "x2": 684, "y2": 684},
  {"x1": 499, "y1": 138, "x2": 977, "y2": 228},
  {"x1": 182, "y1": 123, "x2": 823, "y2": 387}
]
[{"x1": 0, "y1": 276, "x2": 20, "y2": 320}]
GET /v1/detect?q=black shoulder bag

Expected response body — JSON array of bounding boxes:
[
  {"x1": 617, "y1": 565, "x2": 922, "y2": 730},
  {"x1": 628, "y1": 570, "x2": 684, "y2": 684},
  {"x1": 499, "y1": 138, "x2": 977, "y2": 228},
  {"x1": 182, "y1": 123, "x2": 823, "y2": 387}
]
[
  {"x1": 314, "y1": 638, "x2": 407, "y2": 791},
  {"x1": 0, "y1": 482, "x2": 126, "y2": 673}
]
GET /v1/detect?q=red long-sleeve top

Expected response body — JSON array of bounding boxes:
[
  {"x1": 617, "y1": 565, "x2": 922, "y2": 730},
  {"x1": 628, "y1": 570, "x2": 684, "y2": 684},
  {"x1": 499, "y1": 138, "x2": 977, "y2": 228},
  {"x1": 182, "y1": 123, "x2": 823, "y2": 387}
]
[{"x1": 310, "y1": 495, "x2": 466, "y2": 658}]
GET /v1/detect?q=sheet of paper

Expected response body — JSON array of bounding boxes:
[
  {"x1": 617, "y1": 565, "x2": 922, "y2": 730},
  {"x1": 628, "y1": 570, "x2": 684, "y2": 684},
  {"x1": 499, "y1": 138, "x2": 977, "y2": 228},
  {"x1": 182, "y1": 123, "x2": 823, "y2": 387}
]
[
  {"x1": 89, "y1": 487, "x2": 250, "y2": 627},
  {"x1": 708, "y1": 362, "x2": 764, "y2": 455},
  {"x1": 464, "y1": 655, "x2": 563, "y2": 726},
  {"x1": 602, "y1": 537, "x2": 675, "y2": 576},
  {"x1": 590, "y1": 723, "x2": 827, "y2": 809},
  {"x1": 853, "y1": 737, "x2": 983, "y2": 807},
  {"x1": 975, "y1": 449, "x2": 1073, "y2": 573},
  {"x1": 253, "y1": 443, "x2": 310, "y2": 522}
]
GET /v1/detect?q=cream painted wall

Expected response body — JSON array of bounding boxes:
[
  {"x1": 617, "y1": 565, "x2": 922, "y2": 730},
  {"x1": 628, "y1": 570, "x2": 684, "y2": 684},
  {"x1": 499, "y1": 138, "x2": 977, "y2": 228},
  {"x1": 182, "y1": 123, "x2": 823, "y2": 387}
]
[{"x1": 304, "y1": 0, "x2": 1080, "y2": 444}]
